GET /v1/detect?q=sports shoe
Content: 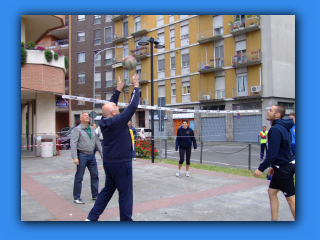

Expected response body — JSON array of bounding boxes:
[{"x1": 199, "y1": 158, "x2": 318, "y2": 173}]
[
  {"x1": 186, "y1": 172, "x2": 190, "y2": 177},
  {"x1": 92, "y1": 197, "x2": 97, "y2": 200},
  {"x1": 133, "y1": 158, "x2": 136, "y2": 161},
  {"x1": 85, "y1": 219, "x2": 90, "y2": 221},
  {"x1": 176, "y1": 171, "x2": 180, "y2": 177},
  {"x1": 74, "y1": 199, "x2": 85, "y2": 204}
]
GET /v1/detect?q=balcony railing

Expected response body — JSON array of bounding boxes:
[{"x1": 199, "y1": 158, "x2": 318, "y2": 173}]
[
  {"x1": 112, "y1": 53, "x2": 124, "y2": 67},
  {"x1": 232, "y1": 85, "x2": 263, "y2": 98},
  {"x1": 112, "y1": 29, "x2": 131, "y2": 43},
  {"x1": 198, "y1": 58, "x2": 224, "y2": 73},
  {"x1": 231, "y1": 50, "x2": 261, "y2": 68},
  {"x1": 130, "y1": 46, "x2": 150, "y2": 60},
  {"x1": 36, "y1": 39, "x2": 69, "y2": 50},
  {"x1": 111, "y1": 15, "x2": 129, "y2": 22},
  {"x1": 130, "y1": 22, "x2": 149, "y2": 37},
  {"x1": 229, "y1": 15, "x2": 260, "y2": 35},
  {"x1": 197, "y1": 27, "x2": 223, "y2": 44},
  {"x1": 131, "y1": 72, "x2": 150, "y2": 84}
]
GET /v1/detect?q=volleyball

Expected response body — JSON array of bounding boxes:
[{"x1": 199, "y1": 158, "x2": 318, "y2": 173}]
[{"x1": 122, "y1": 55, "x2": 137, "y2": 71}]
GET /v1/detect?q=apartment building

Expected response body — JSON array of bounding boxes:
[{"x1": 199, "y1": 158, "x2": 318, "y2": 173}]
[
  {"x1": 21, "y1": 15, "x2": 67, "y2": 156},
  {"x1": 69, "y1": 15, "x2": 295, "y2": 143},
  {"x1": 69, "y1": 15, "x2": 116, "y2": 126}
]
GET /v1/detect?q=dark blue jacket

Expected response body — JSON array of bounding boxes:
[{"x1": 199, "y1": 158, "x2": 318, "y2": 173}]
[
  {"x1": 175, "y1": 126, "x2": 197, "y2": 150},
  {"x1": 258, "y1": 119, "x2": 295, "y2": 172},
  {"x1": 100, "y1": 88, "x2": 139, "y2": 163}
]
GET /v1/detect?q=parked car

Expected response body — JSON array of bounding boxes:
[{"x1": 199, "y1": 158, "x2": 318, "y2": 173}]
[
  {"x1": 60, "y1": 127, "x2": 74, "y2": 136},
  {"x1": 57, "y1": 132, "x2": 71, "y2": 150},
  {"x1": 135, "y1": 128, "x2": 152, "y2": 139}
]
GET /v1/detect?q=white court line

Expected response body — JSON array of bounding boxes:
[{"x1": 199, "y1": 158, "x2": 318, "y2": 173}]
[{"x1": 163, "y1": 156, "x2": 259, "y2": 169}]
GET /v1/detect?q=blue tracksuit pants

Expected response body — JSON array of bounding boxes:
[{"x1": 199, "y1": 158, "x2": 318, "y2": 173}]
[{"x1": 87, "y1": 161, "x2": 133, "y2": 221}]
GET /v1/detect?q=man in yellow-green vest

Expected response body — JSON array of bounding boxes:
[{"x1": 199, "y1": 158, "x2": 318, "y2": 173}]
[{"x1": 260, "y1": 126, "x2": 268, "y2": 161}]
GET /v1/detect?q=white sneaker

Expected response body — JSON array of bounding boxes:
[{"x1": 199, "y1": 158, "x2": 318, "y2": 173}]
[
  {"x1": 176, "y1": 171, "x2": 180, "y2": 177},
  {"x1": 186, "y1": 172, "x2": 190, "y2": 177},
  {"x1": 85, "y1": 219, "x2": 90, "y2": 221},
  {"x1": 133, "y1": 158, "x2": 136, "y2": 161}
]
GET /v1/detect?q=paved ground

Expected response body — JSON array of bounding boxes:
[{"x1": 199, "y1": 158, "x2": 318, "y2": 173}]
[{"x1": 21, "y1": 150, "x2": 294, "y2": 221}]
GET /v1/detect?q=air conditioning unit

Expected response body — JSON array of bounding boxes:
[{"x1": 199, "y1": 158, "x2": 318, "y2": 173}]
[
  {"x1": 202, "y1": 95, "x2": 211, "y2": 100},
  {"x1": 251, "y1": 85, "x2": 261, "y2": 93},
  {"x1": 143, "y1": 100, "x2": 149, "y2": 105}
]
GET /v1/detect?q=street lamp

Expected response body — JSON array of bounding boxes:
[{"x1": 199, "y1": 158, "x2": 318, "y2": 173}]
[
  {"x1": 138, "y1": 35, "x2": 165, "y2": 163},
  {"x1": 93, "y1": 46, "x2": 123, "y2": 123}
]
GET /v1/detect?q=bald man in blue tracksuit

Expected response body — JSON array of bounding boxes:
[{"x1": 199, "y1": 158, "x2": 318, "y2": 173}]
[{"x1": 86, "y1": 74, "x2": 139, "y2": 221}]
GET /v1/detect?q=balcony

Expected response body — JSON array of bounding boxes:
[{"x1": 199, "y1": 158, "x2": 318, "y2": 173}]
[
  {"x1": 111, "y1": 15, "x2": 129, "y2": 22},
  {"x1": 130, "y1": 22, "x2": 149, "y2": 37},
  {"x1": 112, "y1": 29, "x2": 130, "y2": 43},
  {"x1": 112, "y1": 53, "x2": 124, "y2": 68},
  {"x1": 130, "y1": 46, "x2": 150, "y2": 60},
  {"x1": 198, "y1": 58, "x2": 224, "y2": 73},
  {"x1": 197, "y1": 28, "x2": 223, "y2": 44},
  {"x1": 232, "y1": 85, "x2": 263, "y2": 99},
  {"x1": 231, "y1": 50, "x2": 261, "y2": 68},
  {"x1": 131, "y1": 72, "x2": 150, "y2": 84},
  {"x1": 229, "y1": 15, "x2": 260, "y2": 36},
  {"x1": 36, "y1": 39, "x2": 69, "y2": 56},
  {"x1": 140, "y1": 97, "x2": 149, "y2": 106}
]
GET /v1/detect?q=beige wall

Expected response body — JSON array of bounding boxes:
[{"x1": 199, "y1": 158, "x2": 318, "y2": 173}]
[{"x1": 21, "y1": 18, "x2": 26, "y2": 42}]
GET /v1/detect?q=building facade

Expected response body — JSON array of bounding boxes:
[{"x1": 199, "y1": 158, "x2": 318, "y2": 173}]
[
  {"x1": 69, "y1": 15, "x2": 295, "y2": 143},
  {"x1": 21, "y1": 15, "x2": 67, "y2": 156},
  {"x1": 70, "y1": 15, "x2": 116, "y2": 126}
]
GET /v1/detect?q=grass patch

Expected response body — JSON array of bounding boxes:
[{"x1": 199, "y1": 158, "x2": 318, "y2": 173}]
[{"x1": 138, "y1": 157, "x2": 269, "y2": 179}]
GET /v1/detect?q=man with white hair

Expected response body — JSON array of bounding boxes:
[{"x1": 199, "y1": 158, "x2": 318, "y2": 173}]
[
  {"x1": 86, "y1": 74, "x2": 139, "y2": 221},
  {"x1": 71, "y1": 112, "x2": 102, "y2": 204}
]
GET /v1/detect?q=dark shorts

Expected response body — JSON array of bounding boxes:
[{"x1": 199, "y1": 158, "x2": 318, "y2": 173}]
[{"x1": 269, "y1": 163, "x2": 295, "y2": 198}]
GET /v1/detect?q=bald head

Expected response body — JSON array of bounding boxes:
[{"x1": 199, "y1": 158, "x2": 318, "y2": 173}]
[{"x1": 102, "y1": 102, "x2": 120, "y2": 117}]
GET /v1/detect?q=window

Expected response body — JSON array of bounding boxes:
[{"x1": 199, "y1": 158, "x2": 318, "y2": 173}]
[
  {"x1": 105, "y1": 15, "x2": 112, "y2": 22},
  {"x1": 94, "y1": 15, "x2": 101, "y2": 24},
  {"x1": 123, "y1": 44, "x2": 128, "y2": 58},
  {"x1": 278, "y1": 102, "x2": 294, "y2": 109},
  {"x1": 78, "y1": 15, "x2": 85, "y2": 21},
  {"x1": 135, "y1": 16, "x2": 141, "y2": 32},
  {"x1": 77, "y1": 73, "x2": 85, "y2": 84},
  {"x1": 213, "y1": 15, "x2": 223, "y2": 36},
  {"x1": 236, "y1": 74, "x2": 248, "y2": 96},
  {"x1": 181, "y1": 25, "x2": 189, "y2": 39},
  {"x1": 182, "y1": 53, "x2": 189, "y2": 67},
  {"x1": 95, "y1": 72, "x2": 101, "y2": 88},
  {"x1": 157, "y1": 15, "x2": 164, "y2": 27},
  {"x1": 182, "y1": 85, "x2": 190, "y2": 95},
  {"x1": 171, "y1": 56, "x2": 175, "y2": 69},
  {"x1": 105, "y1": 71, "x2": 113, "y2": 87},
  {"x1": 105, "y1": 49, "x2": 112, "y2": 65},
  {"x1": 171, "y1": 84, "x2": 176, "y2": 96},
  {"x1": 180, "y1": 15, "x2": 188, "y2": 19},
  {"x1": 214, "y1": 44, "x2": 224, "y2": 67},
  {"x1": 78, "y1": 94, "x2": 85, "y2": 105},
  {"x1": 170, "y1": 29, "x2": 175, "y2": 42},
  {"x1": 169, "y1": 15, "x2": 175, "y2": 23},
  {"x1": 106, "y1": 92, "x2": 113, "y2": 101},
  {"x1": 123, "y1": 21, "x2": 128, "y2": 37},
  {"x1": 158, "y1": 59, "x2": 165, "y2": 72},
  {"x1": 93, "y1": 29, "x2": 101, "y2": 45},
  {"x1": 94, "y1": 51, "x2": 101, "y2": 67},
  {"x1": 105, "y1": 27, "x2": 112, "y2": 44},
  {"x1": 234, "y1": 15, "x2": 245, "y2": 27},
  {"x1": 123, "y1": 69, "x2": 129, "y2": 82},
  {"x1": 215, "y1": 77, "x2": 225, "y2": 99},
  {"x1": 77, "y1": 52, "x2": 85, "y2": 62},
  {"x1": 77, "y1": 32, "x2": 85, "y2": 42},
  {"x1": 158, "y1": 32, "x2": 164, "y2": 45}
]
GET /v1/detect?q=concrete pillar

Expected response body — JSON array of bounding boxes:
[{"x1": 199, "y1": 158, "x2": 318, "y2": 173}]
[
  {"x1": 21, "y1": 104, "x2": 27, "y2": 148},
  {"x1": 225, "y1": 102, "x2": 234, "y2": 142},
  {"x1": 35, "y1": 93, "x2": 56, "y2": 156},
  {"x1": 193, "y1": 105, "x2": 201, "y2": 142},
  {"x1": 167, "y1": 110, "x2": 174, "y2": 139}
]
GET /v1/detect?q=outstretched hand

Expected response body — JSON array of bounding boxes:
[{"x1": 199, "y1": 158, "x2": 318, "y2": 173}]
[
  {"x1": 116, "y1": 76, "x2": 125, "y2": 92},
  {"x1": 132, "y1": 74, "x2": 139, "y2": 88}
]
